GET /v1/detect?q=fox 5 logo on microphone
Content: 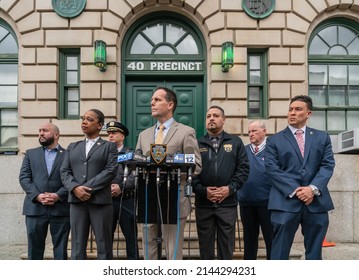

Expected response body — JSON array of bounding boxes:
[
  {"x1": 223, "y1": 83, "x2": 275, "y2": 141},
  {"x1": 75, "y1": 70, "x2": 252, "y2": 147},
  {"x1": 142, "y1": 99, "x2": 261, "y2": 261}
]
[{"x1": 117, "y1": 152, "x2": 133, "y2": 162}]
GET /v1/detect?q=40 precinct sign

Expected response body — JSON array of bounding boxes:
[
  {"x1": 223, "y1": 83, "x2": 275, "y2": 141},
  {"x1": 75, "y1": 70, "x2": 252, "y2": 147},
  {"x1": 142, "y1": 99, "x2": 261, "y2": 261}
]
[{"x1": 125, "y1": 61, "x2": 204, "y2": 72}]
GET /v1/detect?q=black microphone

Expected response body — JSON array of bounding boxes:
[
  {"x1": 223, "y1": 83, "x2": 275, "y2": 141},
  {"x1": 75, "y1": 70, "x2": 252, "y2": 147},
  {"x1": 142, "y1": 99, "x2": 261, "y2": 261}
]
[
  {"x1": 183, "y1": 148, "x2": 195, "y2": 197},
  {"x1": 167, "y1": 170, "x2": 171, "y2": 191},
  {"x1": 185, "y1": 166, "x2": 192, "y2": 197},
  {"x1": 177, "y1": 167, "x2": 181, "y2": 186},
  {"x1": 133, "y1": 148, "x2": 147, "y2": 162},
  {"x1": 133, "y1": 149, "x2": 143, "y2": 179},
  {"x1": 144, "y1": 151, "x2": 150, "y2": 180},
  {"x1": 156, "y1": 166, "x2": 161, "y2": 185}
]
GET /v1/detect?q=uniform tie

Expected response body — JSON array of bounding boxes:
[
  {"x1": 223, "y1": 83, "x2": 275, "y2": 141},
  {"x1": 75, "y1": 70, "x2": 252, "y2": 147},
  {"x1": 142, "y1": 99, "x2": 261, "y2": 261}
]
[
  {"x1": 211, "y1": 137, "x2": 219, "y2": 153},
  {"x1": 295, "y1": 129, "x2": 304, "y2": 157},
  {"x1": 155, "y1": 124, "x2": 165, "y2": 144}
]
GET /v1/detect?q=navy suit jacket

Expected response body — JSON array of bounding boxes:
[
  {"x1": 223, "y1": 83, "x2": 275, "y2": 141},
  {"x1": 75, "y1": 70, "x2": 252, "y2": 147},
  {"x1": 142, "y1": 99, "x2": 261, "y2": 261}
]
[
  {"x1": 19, "y1": 145, "x2": 69, "y2": 216},
  {"x1": 265, "y1": 126, "x2": 335, "y2": 213},
  {"x1": 60, "y1": 138, "x2": 118, "y2": 204}
]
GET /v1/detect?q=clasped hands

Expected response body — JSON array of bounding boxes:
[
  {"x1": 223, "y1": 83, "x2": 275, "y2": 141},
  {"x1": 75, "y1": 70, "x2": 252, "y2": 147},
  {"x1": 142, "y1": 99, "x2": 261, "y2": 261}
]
[
  {"x1": 295, "y1": 186, "x2": 314, "y2": 206},
  {"x1": 207, "y1": 186, "x2": 230, "y2": 203},
  {"x1": 36, "y1": 192, "x2": 60, "y2": 205},
  {"x1": 73, "y1": 186, "x2": 92, "y2": 201}
]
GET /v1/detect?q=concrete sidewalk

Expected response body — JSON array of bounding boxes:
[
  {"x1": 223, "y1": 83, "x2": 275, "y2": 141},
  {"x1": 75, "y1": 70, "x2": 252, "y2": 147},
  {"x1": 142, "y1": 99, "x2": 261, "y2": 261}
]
[{"x1": 0, "y1": 242, "x2": 358, "y2": 260}]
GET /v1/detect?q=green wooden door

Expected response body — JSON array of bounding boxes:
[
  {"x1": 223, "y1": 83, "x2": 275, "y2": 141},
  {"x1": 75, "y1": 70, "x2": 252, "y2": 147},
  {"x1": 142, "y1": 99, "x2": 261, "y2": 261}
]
[{"x1": 124, "y1": 80, "x2": 205, "y2": 149}]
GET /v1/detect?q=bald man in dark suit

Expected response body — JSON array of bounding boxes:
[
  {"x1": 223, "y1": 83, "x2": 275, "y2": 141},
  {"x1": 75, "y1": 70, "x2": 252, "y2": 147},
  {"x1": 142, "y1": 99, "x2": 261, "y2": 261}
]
[{"x1": 19, "y1": 123, "x2": 70, "y2": 260}]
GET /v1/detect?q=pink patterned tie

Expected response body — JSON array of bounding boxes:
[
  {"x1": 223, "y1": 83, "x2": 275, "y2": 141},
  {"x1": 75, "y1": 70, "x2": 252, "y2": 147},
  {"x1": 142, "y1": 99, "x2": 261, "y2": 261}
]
[
  {"x1": 295, "y1": 129, "x2": 304, "y2": 157},
  {"x1": 254, "y1": 146, "x2": 259, "y2": 154}
]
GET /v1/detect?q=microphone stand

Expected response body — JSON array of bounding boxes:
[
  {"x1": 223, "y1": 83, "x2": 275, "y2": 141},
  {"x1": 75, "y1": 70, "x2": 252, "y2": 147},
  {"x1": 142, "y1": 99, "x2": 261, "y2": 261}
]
[
  {"x1": 144, "y1": 167, "x2": 150, "y2": 260},
  {"x1": 156, "y1": 166, "x2": 162, "y2": 260},
  {"x1": 167, "y1": 169, "x2": 171, "y2": 225},
  {"x1": 133, "y1": 165, "x2": 139, "y2": 260}
]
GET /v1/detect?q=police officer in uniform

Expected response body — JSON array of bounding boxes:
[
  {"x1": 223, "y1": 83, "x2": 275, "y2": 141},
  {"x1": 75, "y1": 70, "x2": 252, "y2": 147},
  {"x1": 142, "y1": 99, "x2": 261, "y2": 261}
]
[{"x1": 106, "y1": 121, "x2": 138, "y2": 259}]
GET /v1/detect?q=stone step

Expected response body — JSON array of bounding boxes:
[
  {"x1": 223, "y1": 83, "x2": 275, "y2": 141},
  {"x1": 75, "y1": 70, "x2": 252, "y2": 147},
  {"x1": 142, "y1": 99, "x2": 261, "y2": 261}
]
[
  {"x1": 21, "y1": 205, "x2": 298, "y2": 260},
  {"x1": 86, "y1": 227, "x2": 248, "y2": 251},
  {"x1": 20, "y1": 248, "x2": 303, "y2": 260}
]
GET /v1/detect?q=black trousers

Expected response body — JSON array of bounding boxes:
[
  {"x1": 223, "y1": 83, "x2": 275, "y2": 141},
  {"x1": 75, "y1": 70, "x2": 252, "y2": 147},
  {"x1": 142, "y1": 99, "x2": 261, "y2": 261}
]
[
  {"x1": 112, "y1": 197, "x2": 139, "y2": 259},
  {"x1": 239, "y1": 205, "x2": 273, "y2": 260},
  {"x1": 26, "y1": 213, "x2": 70, "y2": 260},
  {"x1": 195, "y1": 206, "x2": 237, "y2": 260}
]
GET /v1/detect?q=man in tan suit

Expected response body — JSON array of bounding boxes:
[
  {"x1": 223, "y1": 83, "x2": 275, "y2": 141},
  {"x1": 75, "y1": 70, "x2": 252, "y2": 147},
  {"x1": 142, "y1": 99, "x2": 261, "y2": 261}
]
[{"x1": 136, "y1": 86, "x2": 202, "y2": 260}]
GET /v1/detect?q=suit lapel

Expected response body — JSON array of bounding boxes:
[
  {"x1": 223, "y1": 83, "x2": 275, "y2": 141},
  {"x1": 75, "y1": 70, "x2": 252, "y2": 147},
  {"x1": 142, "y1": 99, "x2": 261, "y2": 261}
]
[
  {"x1": 163, "y1": 121, "x2": 178, "y2": 144},
  {"x1": 303, "y1": 127, "x2": 314, "y2": 164},
  {"x1": 87, "y1": 137, "x2": 104, "y2": 158},
  {"x1": 284, "y1": 127, "x2": 303, "y2": 162},
  {"x1": 146, "y1": 125, "x2": 156, "y2": 146},
  {"x1": 48, "y1": 146, "x2": 65, "y2": 177},
  {"x1": 38, "y1": 147, "x2": 48, "y2": 175},
  {"x1": 79, "y1": 139, "x2": 86, "y2": 160}
]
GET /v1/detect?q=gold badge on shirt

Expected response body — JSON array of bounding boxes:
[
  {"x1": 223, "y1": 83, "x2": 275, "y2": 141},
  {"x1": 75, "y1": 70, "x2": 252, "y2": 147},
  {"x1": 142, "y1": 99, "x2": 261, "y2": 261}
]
[{"x1": 223, "y1": 144, "x2": 232, "y2": 152}]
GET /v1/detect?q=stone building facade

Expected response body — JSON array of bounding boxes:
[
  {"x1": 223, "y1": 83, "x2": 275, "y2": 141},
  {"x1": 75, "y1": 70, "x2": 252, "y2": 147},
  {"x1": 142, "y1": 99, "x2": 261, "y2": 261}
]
[{"x1": 0, "y1": 0, "x2": 358, "y2": 247}]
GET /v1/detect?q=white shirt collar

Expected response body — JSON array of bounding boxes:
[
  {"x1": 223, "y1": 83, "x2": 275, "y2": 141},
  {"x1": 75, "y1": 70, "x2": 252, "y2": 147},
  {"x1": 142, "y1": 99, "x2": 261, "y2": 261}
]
[{"x1": 288, "y1": 125, "x2": 306, "y2": 135}]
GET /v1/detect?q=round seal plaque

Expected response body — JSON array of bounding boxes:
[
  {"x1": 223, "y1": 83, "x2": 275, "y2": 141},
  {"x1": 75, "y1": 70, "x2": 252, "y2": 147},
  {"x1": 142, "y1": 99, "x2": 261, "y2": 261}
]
[
  {"x1": 52, "y1": 0, "x2": 87, "y2": 19},
  {"x1": 242, "y1": 0, "x2": 275, "y2": 19}
]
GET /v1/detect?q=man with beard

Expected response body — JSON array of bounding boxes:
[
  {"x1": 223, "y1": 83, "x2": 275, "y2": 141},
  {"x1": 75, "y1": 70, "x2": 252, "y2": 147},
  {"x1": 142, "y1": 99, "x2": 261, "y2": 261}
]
[
  {"x1": 19, "y1": 123, "x2": 70, "y2": 259},
  {"x1": 193, "y1": 105, "x2": 249, "y2": 259}
]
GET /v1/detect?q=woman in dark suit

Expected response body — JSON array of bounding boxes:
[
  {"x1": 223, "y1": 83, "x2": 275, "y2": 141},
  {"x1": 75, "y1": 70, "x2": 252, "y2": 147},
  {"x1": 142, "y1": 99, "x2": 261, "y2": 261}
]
[{"x1": 61, "y1": 109, "x2": 118, "y2": 260}]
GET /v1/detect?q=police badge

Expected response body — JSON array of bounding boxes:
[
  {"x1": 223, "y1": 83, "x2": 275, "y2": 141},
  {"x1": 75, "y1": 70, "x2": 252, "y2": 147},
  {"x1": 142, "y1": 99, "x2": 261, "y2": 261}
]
[{"x1": 150, "y1": 144, "x2": 167, "y2": 165}]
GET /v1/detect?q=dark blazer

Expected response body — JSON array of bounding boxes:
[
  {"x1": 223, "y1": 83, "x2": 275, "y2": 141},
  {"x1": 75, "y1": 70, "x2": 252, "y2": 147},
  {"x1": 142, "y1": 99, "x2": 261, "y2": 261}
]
[
  {"x1": 60, "y1": 138, "x2": 118, "y2": 204},
  {"x1": 19, "y1": 145, "x2": 69, "y2": 216},
  {"x1": 265, "y1": 126, "x2": 335, "y2": 213}
]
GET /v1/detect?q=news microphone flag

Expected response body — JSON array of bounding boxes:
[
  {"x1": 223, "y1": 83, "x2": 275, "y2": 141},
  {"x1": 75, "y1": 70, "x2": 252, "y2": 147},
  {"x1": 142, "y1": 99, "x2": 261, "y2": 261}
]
[{"x1": 118, "y1": 152, "x2": 133, "y2": 162}]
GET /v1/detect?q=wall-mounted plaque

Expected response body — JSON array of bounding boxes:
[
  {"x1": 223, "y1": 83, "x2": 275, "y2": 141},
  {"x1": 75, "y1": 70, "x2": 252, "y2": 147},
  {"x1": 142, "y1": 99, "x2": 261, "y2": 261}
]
[
  {"x1": 52, "y1": 0, "x2": 87, "y2": 19},
  {"x1": 242, "y1": 0, "x2": 275, "y2": 19}
]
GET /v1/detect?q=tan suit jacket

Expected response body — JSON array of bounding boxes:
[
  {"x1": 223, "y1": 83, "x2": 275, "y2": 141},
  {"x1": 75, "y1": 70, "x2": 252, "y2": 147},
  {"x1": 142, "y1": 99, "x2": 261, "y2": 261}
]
[
  {"x1": 136, "y1": 120, "x2": 201, "y2": 259},
  {"x1": 136, "y1": 120, "x2": 201, "y2": 217}
]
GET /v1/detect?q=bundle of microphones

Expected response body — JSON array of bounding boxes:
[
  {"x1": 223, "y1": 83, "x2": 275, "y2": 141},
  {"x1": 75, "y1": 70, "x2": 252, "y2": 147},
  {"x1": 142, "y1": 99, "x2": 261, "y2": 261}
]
[{"x1": 117, "y1": 149, "x2": 196, "y2": 197}]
